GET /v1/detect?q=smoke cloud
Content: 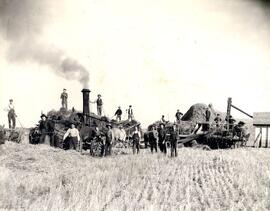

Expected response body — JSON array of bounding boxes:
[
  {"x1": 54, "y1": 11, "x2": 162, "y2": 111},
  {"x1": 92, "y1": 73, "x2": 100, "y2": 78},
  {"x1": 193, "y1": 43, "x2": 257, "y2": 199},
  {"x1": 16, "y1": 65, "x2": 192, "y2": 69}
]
[{"x1": 0, "y1": 0, "x2": 90, "y2": 88}]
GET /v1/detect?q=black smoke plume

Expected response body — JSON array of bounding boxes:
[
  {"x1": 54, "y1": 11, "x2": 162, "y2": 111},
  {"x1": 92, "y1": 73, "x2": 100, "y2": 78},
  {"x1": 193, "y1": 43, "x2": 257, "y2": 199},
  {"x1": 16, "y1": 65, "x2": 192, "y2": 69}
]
[{"x1": 0, "y1": 0, "x2": 90, "y2": 88}]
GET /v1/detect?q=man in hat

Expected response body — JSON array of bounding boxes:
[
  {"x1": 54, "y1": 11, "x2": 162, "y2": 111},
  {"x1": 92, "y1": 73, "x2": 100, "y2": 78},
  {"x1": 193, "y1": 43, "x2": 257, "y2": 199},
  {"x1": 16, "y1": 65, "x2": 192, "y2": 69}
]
[
  {"x1": 5, "y1": 99, "x2": 16, "y2": 129},
  {"x1": 105, "y1": 123, "x2": 114, "y2": 156},
  {"x1": 170, "y1": 124, "x2": 178, "y2": 157},
  {"x1": 161, "y1": 115, "x2": 166, "y2": 123},
  {"x1": 214, "y1": 113, "x2": 222, "y2": 128},
  {"x1": 225, "y1": 115, "x2": 236, "y2": 130},
  {"x1": 132, "y1": 125, "x2": 141, "y2": 154},
  {"x1": 127, "y1": 105, "x2": 134, "y2": 121},
  {"x1": 91, "y1": 94, "x2": 103, "y2": 116},
  {"x1": 158, "y1": 123, "x2": 167, "y2": 154},
  {"x1": 39, "y1": 114, "x2": 48, "y2": 144},
  {"x1": 60, "y1": 89, "x2": 68, "y2": 110},
  {"x1": 175, "y1": 109, "x2": 183, "y2": 124},
  {"x1": 114, "y1": 106, "x2": 122, "y2": 122},
  {"x1": 205, "y1": 105, "x2": 211, "y2": 122},
  {"x1": 63, "y1": 123, "x2": 80, "y2": 150},
  {"x1": 149, "y1": 125, "x2": 158, "y2": 153},
  {"x1": 204, "y1": 105, "x2": 211, "y2": 131},
  {"x1": 233, "y1": 121, "x2": 245, "y2": 136}
]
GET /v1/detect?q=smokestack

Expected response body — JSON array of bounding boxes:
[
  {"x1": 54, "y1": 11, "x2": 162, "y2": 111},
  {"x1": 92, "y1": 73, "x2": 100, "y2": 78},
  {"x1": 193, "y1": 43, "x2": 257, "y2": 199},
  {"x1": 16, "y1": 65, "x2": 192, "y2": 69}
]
[{"x1": 81, "y1": 88, "x2": 91, "y2": 124}]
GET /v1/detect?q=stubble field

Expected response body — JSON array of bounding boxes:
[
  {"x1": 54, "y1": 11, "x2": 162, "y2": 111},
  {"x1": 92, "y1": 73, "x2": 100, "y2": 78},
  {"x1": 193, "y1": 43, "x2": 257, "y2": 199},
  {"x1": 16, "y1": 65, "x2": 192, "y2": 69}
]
[{"x1": 0, "y1": 140, "x2": 270, "y2": 211}]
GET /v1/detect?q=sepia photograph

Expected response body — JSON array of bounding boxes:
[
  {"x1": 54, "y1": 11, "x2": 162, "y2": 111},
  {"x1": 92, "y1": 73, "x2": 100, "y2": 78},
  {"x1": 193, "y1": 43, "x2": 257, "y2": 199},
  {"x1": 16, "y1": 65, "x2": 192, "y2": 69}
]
[{"x1": 0, "y1": 0, "x2": 270, "y2": 210}]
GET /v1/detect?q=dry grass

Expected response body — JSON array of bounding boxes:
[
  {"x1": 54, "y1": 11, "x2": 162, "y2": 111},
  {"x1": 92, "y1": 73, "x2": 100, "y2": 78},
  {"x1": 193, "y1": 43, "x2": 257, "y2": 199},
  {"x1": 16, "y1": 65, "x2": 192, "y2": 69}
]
[{"x1": 1, "y1": 137, "x2": 270, "y2": 211}]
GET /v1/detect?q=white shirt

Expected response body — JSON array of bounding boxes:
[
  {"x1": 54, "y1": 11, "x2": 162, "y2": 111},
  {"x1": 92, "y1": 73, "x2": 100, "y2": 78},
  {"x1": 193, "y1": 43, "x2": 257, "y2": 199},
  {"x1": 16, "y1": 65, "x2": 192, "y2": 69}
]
[
  {"x1": 63, "y1": 128, "x2": 80, "y2": 141},
  {"x1": 4, "y1": 103, "x2": 15, "y2": 112},
  {"x1": 133, "y1": 130, "x2": 141, "y2": 139}
]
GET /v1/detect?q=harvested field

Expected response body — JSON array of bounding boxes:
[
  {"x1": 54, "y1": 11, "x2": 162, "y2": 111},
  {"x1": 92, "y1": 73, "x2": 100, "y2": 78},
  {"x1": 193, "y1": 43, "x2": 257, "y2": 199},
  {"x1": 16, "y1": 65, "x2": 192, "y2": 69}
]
[{"x1": 1, "y1": 138, "x2": 270, "y2": 211}]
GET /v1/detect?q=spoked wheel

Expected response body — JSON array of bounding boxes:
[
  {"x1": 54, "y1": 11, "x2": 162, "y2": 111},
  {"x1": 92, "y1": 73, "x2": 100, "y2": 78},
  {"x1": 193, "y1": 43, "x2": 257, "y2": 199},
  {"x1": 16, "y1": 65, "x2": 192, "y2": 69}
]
[
  {"x1": 8, "y1": 130, "x2": 21, "y2": 143},
  {"x1": 90, "y1": 137, "x2": 105, "y2": 157}
]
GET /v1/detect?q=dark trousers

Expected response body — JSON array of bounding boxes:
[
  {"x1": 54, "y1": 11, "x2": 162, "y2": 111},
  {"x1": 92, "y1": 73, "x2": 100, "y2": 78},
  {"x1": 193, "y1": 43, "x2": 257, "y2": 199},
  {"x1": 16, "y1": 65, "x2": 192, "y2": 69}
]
[
  {"x1": 67, "y1": 137, "x2": 78, "y2": 150},
  {"x1": 116, "y1": 115, "x2": 121, "y2": 121},
  {"x1": 133, "y1": 140, "x2": 140, "y2": 154},
  {"x1": 8, "y1": 113, "x2": 16, "y2": 129},
  {"x1": 171, "y1": 141, "x2": 177, "y2": 157},
  {"x1": 159, "y1": 142, "x2": 167, "y2": 154},
  {"x1": 97, "y1": 106, "x2": 102, "y2": 116},
  {"x1": 49, "y1": 134, "x2": 56, "y2": 147},
  {"x1": 105, "y1": 142, "x2": 112, "y2": 156},
  {"x1": 39, "y1": 132, "x2": 46, "y2": 144},
  {"x1": 62, "y1": 101, "x2": 67, "y2": 110},
  {"x1": 150, "y1": 139, "x2": 158, "y2": 153}
]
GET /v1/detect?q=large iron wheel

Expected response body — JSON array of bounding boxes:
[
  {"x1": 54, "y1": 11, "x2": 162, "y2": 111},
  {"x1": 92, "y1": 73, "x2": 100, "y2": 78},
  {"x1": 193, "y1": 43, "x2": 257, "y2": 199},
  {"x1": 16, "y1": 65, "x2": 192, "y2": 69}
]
[{"x1": 90, "y1": 137, "x2": 105, "y2": 157}]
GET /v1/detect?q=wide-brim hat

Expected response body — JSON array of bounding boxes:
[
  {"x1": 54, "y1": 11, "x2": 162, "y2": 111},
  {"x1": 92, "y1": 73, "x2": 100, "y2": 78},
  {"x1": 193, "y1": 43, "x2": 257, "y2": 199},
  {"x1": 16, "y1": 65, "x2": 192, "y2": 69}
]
[
  {"x1": 70, "y1": 122, "x2": 76, "y2": 127},
  {"x1": 160, "y1": 123, "x2": 165, "y2": 127},
  {"x1": 106, "y1": 123, "x2": 112, "y2": 128},
  {"x1": 40, "y1": 114, "x2": 47, "y2": 119},
  {"x1": 9, "y1": 99, "x2": 13, "y2": 102},
  {"x1": 238, "y1": 121, "x2": 245, "y2": 126}
]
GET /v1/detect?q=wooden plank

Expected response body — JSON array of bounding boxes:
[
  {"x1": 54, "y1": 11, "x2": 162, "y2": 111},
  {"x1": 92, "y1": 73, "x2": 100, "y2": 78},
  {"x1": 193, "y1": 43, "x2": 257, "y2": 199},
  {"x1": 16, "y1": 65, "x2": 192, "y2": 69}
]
[
  {"x1": 259, "y1": 127, "x2": 262, "y2": 148},
  {"x1": 253, "y1": 128, "x2": 261, "y2": 147},
  {"x1": 266, "y1": 127, "x2": 268, "y2": 148},
  {"x1": 226, "y1": 98, "x2": 232, "y2": 130},
  {"x1": 178, "y1": 134, "x2": 203, "y2": 144},
  {"x1": 253, "y1": 112, "x2": 270, "y2": 125}
]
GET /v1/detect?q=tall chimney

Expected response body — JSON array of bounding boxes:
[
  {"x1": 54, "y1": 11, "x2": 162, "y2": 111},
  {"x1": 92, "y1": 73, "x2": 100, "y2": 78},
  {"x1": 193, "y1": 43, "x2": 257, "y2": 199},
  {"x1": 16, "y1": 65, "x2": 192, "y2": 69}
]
[{"x1": 81, "y1": 89, "x2": 91, "y2": 124}]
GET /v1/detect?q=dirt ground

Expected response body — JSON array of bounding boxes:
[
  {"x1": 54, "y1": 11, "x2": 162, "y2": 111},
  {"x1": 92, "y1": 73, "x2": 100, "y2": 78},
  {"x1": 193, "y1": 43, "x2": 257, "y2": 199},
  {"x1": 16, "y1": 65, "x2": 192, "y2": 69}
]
[{"x1": 1, "y1": 134, "x2": 270, "y2": 211}]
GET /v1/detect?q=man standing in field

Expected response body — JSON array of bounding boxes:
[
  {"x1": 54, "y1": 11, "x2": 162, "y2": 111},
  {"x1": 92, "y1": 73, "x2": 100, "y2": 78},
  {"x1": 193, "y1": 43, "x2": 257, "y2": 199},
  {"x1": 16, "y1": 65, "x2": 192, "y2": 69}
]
[
  {"x1": 39, "y1": 114, "x2": 48, "y2": 144},
  {"x1": 149, "y1": 125, "x2": 158, "y2": 153},
  {"x1": 5, "y1": 99, "x2": 17, "y2": 129},
  {"x1": 60, "y1": 89, "x2": 68, "y2": 110},
  {"x1": 170, "y1": 124, "x2": 178, "y2": 157},
  {"x1": 132, "y1": 126, "x2": 141, "y2": 154},
  {"x1": 158, "y1": 123, "x2": 167, "y2": 154},
  {"x1": 63, "y1": 123, "x2": 80, "y2": 150},
  {"x1": 105, "y1": 124, "x2": 114, "y2": 156}
]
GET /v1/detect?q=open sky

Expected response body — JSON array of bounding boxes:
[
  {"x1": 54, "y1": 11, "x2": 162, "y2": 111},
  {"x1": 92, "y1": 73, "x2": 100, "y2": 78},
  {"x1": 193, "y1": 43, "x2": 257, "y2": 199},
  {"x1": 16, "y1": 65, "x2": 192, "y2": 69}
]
[{"x1": 0, "y1": 0, "x2": 270, "y2": 128}]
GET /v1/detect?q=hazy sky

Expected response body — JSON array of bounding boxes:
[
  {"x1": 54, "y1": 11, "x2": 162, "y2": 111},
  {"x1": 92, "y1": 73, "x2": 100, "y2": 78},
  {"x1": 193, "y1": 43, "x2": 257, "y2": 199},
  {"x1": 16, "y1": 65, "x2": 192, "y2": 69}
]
[{"x1": 0, "y1": 0, "x2": 270, "y2": 128}]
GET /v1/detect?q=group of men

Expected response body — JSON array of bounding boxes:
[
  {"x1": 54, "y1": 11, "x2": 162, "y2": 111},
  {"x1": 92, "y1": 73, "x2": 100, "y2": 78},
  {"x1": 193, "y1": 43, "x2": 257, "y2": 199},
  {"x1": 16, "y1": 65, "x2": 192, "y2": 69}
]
[
  {"x1": 60, "y1": 89, "x2": 134, "y2": 121},
  {"x1": 160, "y1": 109, "x2": 183, "y2": 125},
  {"x1": 204, "y1": 104, "x2": 238, "y2": 130},
  {"x1": 38, "y1": 114, "x2": 57, "y2": 147},
  {"x1": 114, "y1": 105, "x2": 134, "y2": 122},
  {"x1": 145, "y1": 123, "x2": 179, "y2": 157},
  {"x1": 62, "y1": 121, "x2": 115, "y2": 156}
]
